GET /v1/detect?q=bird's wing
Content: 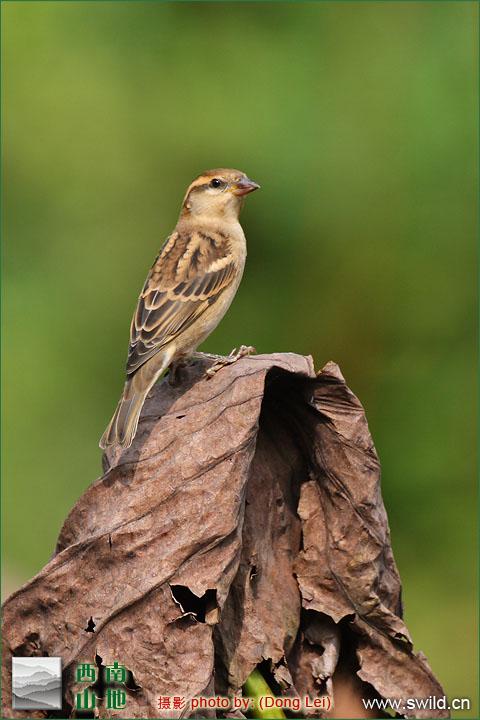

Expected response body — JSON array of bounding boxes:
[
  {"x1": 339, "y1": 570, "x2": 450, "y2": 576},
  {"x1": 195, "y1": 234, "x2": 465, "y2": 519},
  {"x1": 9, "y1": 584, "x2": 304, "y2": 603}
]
[{"x1": 126, "y1": 229, "x2": 238, "y2": 375}]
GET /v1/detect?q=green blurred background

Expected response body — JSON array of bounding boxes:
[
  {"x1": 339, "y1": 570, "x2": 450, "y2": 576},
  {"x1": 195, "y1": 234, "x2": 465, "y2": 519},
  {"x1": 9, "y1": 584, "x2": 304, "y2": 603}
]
[{"x1": 2, "y1": 1, "x2": 477, "y2": 715}]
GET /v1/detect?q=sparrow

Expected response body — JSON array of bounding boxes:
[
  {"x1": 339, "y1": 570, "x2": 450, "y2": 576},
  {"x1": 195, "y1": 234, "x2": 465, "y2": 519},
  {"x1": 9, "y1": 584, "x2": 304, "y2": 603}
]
[{"x1": 100, "y1": 168, "x2": 260, "y2": 450}]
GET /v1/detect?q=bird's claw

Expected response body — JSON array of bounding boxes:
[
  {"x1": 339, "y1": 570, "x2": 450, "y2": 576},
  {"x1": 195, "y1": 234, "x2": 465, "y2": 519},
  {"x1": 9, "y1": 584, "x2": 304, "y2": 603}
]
[{"x1": 206, "y1": 345, "x2": 256, "y2": 378}]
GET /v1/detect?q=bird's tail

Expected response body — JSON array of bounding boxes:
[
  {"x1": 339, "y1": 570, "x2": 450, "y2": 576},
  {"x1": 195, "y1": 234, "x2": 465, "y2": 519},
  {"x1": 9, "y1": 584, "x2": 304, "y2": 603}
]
[
  {"x1": 100, "y1": 352, "x2": 173, "y2": 450},
  {"x1": 99, "y1": 381, "x2": 148, "y2": 450}
]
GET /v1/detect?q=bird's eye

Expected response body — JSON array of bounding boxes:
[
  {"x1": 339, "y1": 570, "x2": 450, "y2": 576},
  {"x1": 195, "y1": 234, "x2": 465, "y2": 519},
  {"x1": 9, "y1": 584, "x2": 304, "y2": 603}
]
[{"x1": 209, "y1": 178, "x2": 223, "y2": 189}]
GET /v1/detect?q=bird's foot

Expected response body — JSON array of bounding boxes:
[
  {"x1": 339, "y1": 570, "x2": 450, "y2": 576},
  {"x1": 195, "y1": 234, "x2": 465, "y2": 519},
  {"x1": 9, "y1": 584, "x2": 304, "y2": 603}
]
[{"x1": 204, "y1": 345, "x2": 256, "y2": 378}]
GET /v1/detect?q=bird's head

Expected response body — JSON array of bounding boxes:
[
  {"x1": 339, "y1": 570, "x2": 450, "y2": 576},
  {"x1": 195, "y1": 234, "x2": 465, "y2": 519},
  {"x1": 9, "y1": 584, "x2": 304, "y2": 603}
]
[{"x1": 180, "y1": 168, "x2": 260, "y2": 221}]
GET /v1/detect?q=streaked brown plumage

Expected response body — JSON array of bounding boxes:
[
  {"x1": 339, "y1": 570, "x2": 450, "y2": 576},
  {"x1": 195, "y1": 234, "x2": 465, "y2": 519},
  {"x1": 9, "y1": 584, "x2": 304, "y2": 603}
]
[{"x1": 100, "y1": 168, "x2": 259, "y2": 450}]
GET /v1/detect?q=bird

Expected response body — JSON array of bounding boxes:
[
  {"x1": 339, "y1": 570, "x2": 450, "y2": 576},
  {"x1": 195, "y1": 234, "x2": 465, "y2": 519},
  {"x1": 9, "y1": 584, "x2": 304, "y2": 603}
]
[{"x1": 100, "y1": 168, "x2": 260, "y2": 450}]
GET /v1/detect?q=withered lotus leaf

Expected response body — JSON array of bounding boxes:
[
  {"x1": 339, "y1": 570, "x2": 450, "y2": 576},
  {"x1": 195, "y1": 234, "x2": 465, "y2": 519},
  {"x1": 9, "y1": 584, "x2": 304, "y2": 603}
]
[{"x1": 2, "y1": 354, "x2": 447, "y2": 718}]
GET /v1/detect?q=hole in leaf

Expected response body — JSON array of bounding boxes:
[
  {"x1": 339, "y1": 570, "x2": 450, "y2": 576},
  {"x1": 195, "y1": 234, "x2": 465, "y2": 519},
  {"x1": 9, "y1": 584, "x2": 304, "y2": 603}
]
[
  {"x1": 125, "y1": 669, "x2": 142, "y2": 692},
  {"x1": 170, "y1": 585, "x2": 217, "y2": 623},
  {"x1": 88, "y1": 652, "x2": 106, "y2": 699},
  {"x1": 84, "y1": 617, "x2": 96, "y2": 633}
]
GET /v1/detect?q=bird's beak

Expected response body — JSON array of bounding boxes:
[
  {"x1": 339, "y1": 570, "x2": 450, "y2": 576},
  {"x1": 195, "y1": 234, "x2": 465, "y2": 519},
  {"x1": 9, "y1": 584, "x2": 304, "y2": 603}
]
[{"x1": 231, "y1": 177, "x2": 261, "y2": 196}]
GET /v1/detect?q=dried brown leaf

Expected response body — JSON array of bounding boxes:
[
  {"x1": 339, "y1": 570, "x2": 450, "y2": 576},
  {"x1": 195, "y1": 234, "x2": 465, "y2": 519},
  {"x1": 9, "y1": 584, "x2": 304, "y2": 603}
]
[{"x1": 2, "y1": 354, "x2": 447, "y2": 719}]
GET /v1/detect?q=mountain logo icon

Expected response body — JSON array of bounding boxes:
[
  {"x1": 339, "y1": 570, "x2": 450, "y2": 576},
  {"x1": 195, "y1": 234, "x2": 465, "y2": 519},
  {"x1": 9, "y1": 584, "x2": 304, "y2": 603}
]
[{"x1": 12, "y1": 657, "x2": 62, "y2": 710}]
